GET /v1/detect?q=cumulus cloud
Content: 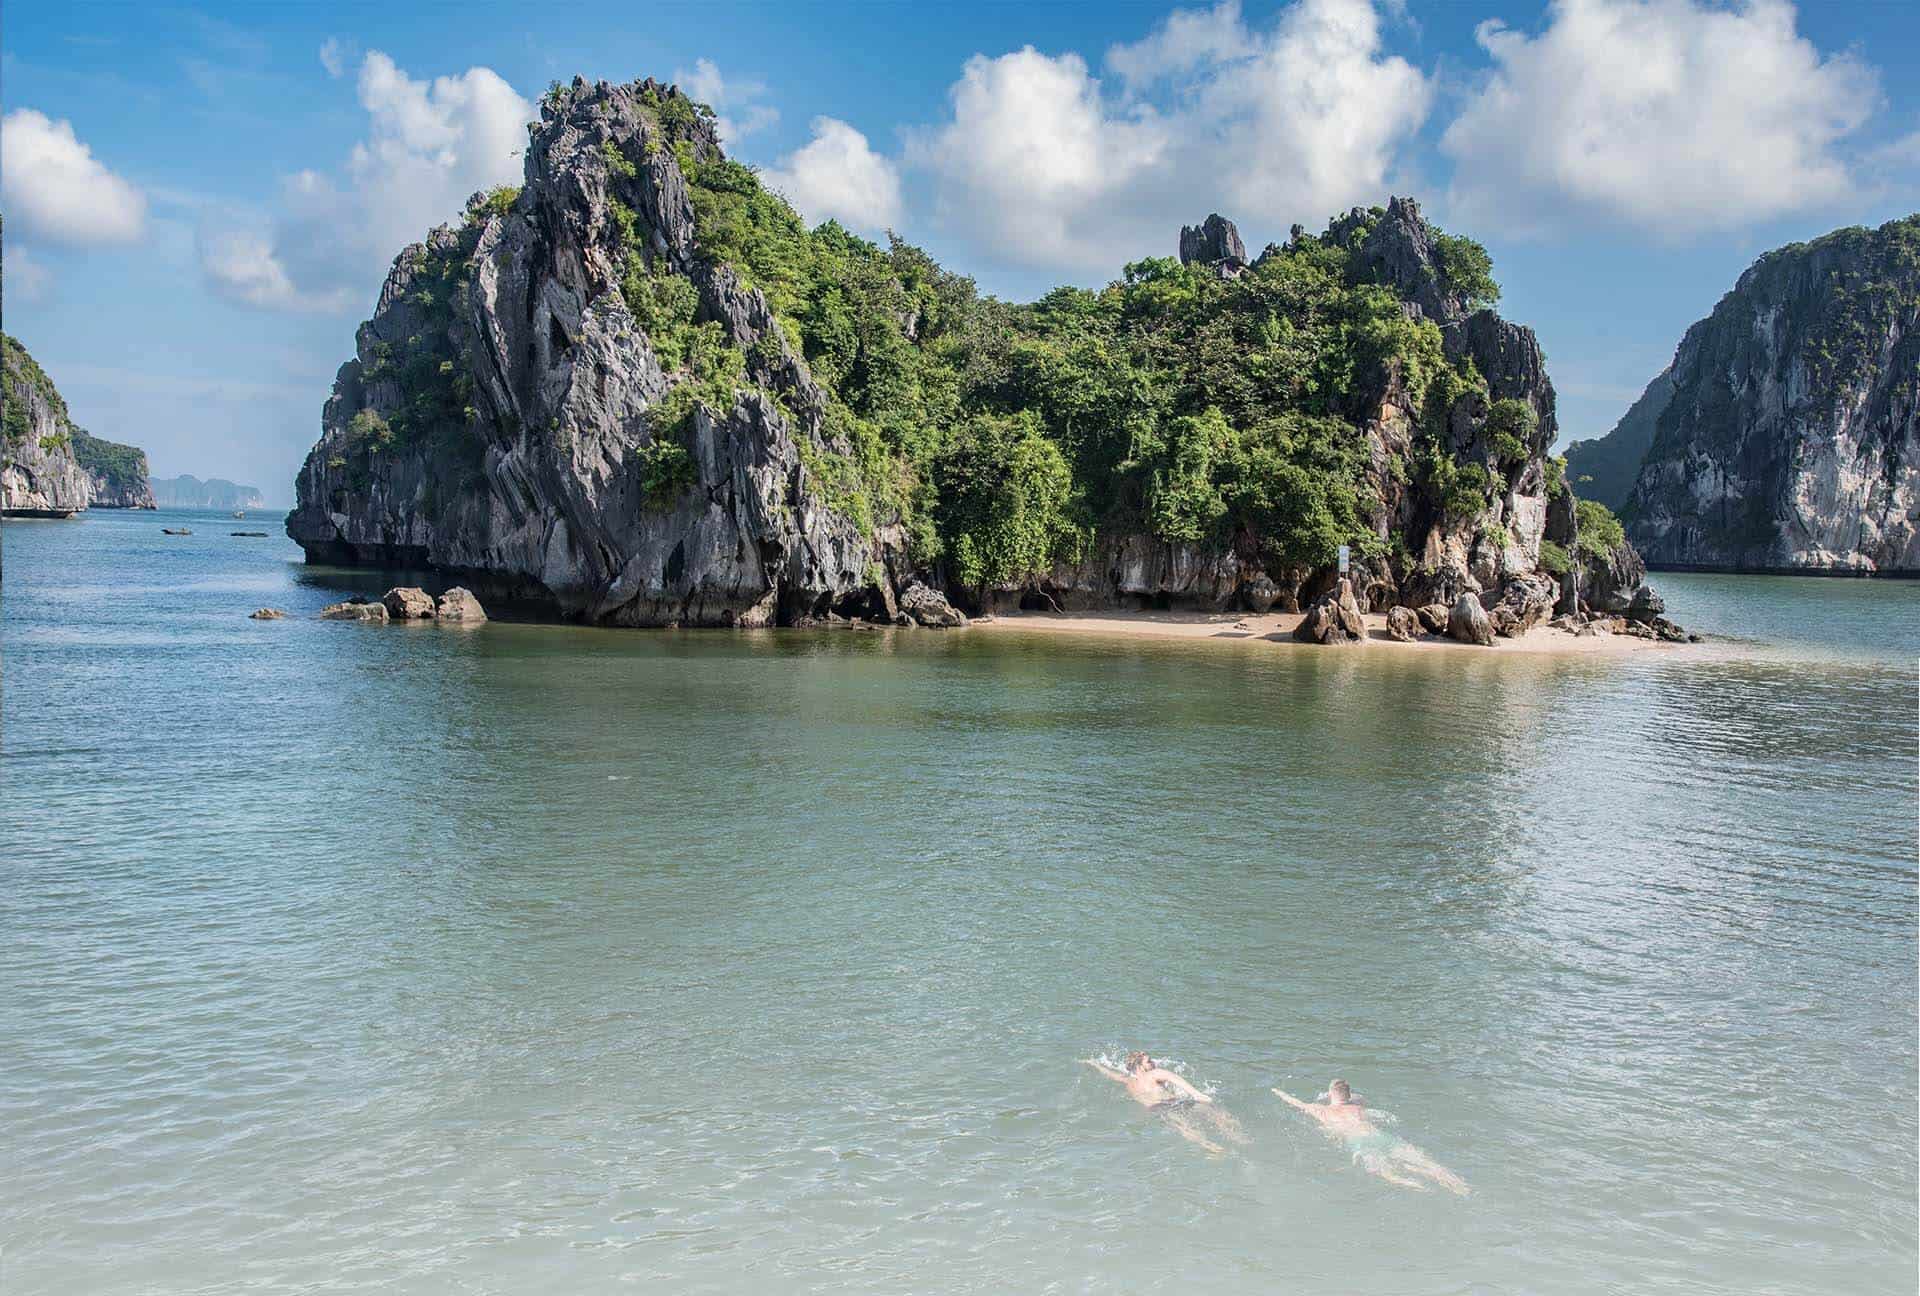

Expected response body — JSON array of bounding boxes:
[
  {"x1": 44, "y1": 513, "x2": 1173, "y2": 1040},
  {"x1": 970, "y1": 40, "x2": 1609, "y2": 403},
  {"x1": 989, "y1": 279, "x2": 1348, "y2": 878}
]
[
  {"x1": 676, "y1": 57, "x2": 778, "y2": 145},
  {"x1": 4, "y1": 243, "x2": 54, "y2": 303},
  {"x1": 763, "y1": 118, "x2": 904, "y2": 233},
  {"x1": 1441, "y1": 0, "x2": 1879, "y2": 237},
  {"x1": 1, "y1": 108, "x2": 147, "y2": 247},
  {"x1": 197, "y1": 227, "x2": 351, "y2": 313},
  {"x1": 910, "y1": 0, "x2": 1428, "y2": 273},
  {"x1": 201, "y1": 51, "x2": 531, "y2": 313},
  {"x1": 319, "y1": 37, "x2": 349, "y2": 79}
]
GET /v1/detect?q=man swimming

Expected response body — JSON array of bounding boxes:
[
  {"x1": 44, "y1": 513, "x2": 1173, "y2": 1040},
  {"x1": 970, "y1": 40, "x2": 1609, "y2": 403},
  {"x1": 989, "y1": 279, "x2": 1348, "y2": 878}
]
[
  {"x1": 1274, "y1": 1078, "x2": 1469, "y2": 1194},
  {"x1": 1084, "y1": 1052, "x2": 1246, "y2": 1153}
]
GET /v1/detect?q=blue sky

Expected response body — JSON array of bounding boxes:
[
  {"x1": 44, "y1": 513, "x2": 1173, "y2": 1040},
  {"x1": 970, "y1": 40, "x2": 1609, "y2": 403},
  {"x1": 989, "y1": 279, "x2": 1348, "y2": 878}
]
[{"x1": 4, "y1": 0, "x2": 1916, "y2": 502}]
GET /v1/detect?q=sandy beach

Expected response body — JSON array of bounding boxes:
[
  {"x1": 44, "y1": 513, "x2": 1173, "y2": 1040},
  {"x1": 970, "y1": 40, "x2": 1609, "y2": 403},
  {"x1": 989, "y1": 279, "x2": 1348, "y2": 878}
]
[{"x1": 971, "y1": 607, "x2": 1673, "y2": 655}]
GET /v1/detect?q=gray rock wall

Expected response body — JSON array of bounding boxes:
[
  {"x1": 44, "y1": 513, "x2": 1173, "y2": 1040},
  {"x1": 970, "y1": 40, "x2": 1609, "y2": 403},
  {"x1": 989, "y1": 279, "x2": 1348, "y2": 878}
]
[{"x1": 1623, "y1": 216, "x2": 1919, "y2": 573}]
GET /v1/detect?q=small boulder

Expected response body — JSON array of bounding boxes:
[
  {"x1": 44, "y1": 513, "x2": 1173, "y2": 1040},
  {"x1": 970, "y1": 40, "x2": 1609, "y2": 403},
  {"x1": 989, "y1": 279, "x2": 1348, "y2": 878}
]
[
  {"x1": 1624, "y1": 583, "x2": 1666, "y2": 624},
  {"x1": 1384, "y1": 606, "x2": 1420, "y2": 642},
  {"x1": 1488, "y1": 573, "x2": 1558, "y2": 638},
  {"x1": 1243, "y1": 573, "x2": 1281, "y2": 614},
  {"x1": 320, "y1": 599, "x2": 389, "y2": 623},
  {"x1": 248, "y1": 608, "x2": 286, "y2": 620},
  {"x1": 898, "y1": 580, "x2": 968, "y2": 628},
  {"x1": 1648, "y1": 615, "x2": 1689, "y2": 643},
  {"x1": 383, "y1": 586, "x2": 437, "y2": 620},
  {"x1": 1447, "y1": 592, "x2": 1494, "y2": 646},
  {"x1": 435, "y1": 587, "x2": 487, "y2": 623},
  {"x1": 1293, "y1": 577, "x2": 1365, "y2": 645},
  {"x1": 1416, "y1": 603, "x2": 1452, "y2": 634}
]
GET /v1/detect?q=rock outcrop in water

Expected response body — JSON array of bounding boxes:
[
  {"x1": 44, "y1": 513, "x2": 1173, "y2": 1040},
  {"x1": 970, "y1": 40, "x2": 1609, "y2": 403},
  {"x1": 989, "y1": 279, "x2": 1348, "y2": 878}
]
[
  {"x1": 288, "y1": 76, "x2": 1670, "y2": 635},
  {"x1": 73, "y1": 430, "x2": 157, "y2": 509},
  {"x1": 3, "y1": 335, "x2": 92, "y2": 516},
  {"x1": 1584, "y1": 216, "x2": 1917, "y2": 573},
  {"x1": 4, "y1": 334, "x2": 157, "y2": 513}
]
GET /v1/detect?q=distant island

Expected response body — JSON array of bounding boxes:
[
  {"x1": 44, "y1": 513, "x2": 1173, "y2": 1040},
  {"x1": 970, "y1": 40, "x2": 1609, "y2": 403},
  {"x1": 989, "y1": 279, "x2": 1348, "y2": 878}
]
[
  {"x1": 151, "y1": 475, "x2": 269, "y2": 511},
  {"x1": 1565, "y1": 215, "x2": 1917, "y2": 574},
  {"x1": 287, "y1": 75, "x2": 1675, "y2": 644}
]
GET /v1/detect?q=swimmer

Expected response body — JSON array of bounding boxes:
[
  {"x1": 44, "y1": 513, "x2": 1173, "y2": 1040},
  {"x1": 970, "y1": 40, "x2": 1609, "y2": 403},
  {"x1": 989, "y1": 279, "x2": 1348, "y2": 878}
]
[
  {"x1": 1274, "y1": 1078, "x2": 1469, "y2": 1195},
  {"x1": 1084, "y1": 1052, "x2": 1247, "y2": 1153}
]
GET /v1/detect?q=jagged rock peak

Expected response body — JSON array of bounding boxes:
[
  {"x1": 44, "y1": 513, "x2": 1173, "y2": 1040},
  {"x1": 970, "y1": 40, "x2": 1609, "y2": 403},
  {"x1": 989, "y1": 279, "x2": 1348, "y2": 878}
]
[
  {"x1": 1350, "y1": 196, "x2": 1468, "y2": 325},
  {"x1": 285, "y1": 67, "x2": 878, "y2": 628},
  {"x1": 1179, "y1": 214, "x2": 1247, "y2": 268}
]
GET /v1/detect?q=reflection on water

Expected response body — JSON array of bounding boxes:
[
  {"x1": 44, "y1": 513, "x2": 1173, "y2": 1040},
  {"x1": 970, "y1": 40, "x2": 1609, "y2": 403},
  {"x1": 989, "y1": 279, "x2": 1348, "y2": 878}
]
[{"x1": 3, "y1": 511, "x2": 1915, "y2": 1294}]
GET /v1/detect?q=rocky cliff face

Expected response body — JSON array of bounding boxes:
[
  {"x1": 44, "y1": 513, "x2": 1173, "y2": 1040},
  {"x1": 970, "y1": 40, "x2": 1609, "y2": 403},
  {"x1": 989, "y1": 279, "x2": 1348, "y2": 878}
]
[
  {"x1": 73, "y1": 429, "x2": 157, "y2": 508},
  {"x1": 287, "y1": 77, "x2": 874, "y2": 625},
  {"x1": 3, "y1": 334, "x2": 91, "y2": 516},
  {"x1": 1622, "y1": 216, "x2": 1919, "y2": 572},
  {"x1": 1563, "y1": 369, "x2": 1674, "y2": 513},
  {"x1": 289, "y1": 78, "x2": 1657, "y2": 629}
]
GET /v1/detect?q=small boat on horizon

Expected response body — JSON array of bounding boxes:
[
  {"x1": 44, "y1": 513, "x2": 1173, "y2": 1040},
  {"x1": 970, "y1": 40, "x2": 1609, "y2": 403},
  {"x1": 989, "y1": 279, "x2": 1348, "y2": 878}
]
[{"x1": 162, "y1": 527, "x2": 193, "y2": 535}]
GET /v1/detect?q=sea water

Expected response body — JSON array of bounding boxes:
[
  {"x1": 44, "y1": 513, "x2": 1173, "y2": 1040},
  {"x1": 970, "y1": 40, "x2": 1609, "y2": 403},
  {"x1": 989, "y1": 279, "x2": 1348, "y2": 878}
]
[{"x1": 3, "y1": 509, "x2": 1915, "y2": 1294}]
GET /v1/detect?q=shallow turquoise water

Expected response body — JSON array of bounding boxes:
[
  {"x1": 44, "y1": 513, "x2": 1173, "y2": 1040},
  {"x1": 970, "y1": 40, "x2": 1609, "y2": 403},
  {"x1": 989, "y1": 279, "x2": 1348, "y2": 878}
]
[{"x1": 3, "y1": 509, "x2": 1916, "y2": 1294}]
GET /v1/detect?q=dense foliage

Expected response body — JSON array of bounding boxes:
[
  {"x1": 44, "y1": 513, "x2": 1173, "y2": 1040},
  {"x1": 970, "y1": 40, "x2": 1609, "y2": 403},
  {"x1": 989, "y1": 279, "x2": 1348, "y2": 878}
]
[
  {"x1": 621, "y1": 97, "x2": 1507, "y2": 586},
  {"x1": 71, "y1": 430, "x2": 147, "y2": 487},
  {"x1": 2, "y1": 333, "x2": 70, "y2": 447},
  {"x1": 1574, "y1": 498, "x2": 1627, "y2": 561}
]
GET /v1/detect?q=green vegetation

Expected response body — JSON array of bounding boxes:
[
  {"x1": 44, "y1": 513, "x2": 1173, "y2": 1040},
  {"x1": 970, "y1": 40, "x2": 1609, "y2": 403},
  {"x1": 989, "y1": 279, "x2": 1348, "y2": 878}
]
[
  {"x1": 2, "y1": 333, "x2": 71, "y2": 447},
  {"x1": 1485, "y1": 398, "x2": 1537, "y2": 465},
  {"x1": 467, "y1": 185, "x2": 519, "y2": 223},
  {"x1": 1432, "y1": 232, "x2": 1500, "y2": 310},
  {"x1": 1538, "y1": 539, "x2": 1572, "y2": 578},
  {"x1": 599, "y1": 93, "x2": 1511, "y2": 578},
  {"x1": 1574, "y1": 497, "x2": 1626, "y2": 560},
  {"x1": 71, "y1": 430, "x2": 148, "y2": 490}
]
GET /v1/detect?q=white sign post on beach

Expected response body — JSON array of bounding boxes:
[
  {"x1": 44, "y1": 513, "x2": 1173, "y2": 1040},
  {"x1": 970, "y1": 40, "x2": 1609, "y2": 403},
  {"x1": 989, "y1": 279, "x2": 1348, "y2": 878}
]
[{"x1": 1337, "y1": 544, "x2": 1350, "y2": 574}]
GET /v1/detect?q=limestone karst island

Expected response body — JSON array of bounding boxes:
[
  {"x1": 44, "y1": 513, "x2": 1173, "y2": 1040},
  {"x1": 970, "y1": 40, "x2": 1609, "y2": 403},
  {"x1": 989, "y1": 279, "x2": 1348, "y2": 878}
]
[{"x1": 2, "y1": 5, "x2": 1916, "y2": 1295}]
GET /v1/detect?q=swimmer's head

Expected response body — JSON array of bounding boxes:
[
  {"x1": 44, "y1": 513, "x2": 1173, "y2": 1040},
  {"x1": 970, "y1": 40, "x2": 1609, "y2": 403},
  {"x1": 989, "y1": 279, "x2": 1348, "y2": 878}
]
[
  {"x1": 1328, "y1": 1078, "x2": 1352, "y2": 1104},
  {"x1": 1125, "y1": 1052, "x2": 1152, "y2": 1074}
]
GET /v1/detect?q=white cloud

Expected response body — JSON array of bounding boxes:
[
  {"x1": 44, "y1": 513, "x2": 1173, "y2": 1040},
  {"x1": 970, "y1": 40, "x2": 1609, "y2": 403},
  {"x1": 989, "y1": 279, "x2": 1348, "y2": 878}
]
[
  {"x1": 1, "y1": 108, "x2": 147, "y2": 247},
  {"x1": 763, "y1": 118, "x2": 904, "y2": 233},
  {"x1": 201, "y1": 51, "x2": 531, "y2": 314},
  {"x1": 4, "y1": 243, "x2": 53, "y2": 302},
  {"x1": 197, "y1": 227, "x2": 350, "y2": 313},
  {"x1": 1441, "y1": 0, "x2": 1879, "y2": 237},
  {"x1": 1107, "y1": 0, "x2": 1246, "y2": 91},
  {"x1": 319, "y1": 37, "x2": 348, "y2": 79},
  {"x1": 910, "y1": 0, "x2": 1428, "y2": 274},
  {"x1": 676, "y1": 57, "x2": 778, "y2": 145},
  {"x1": 1866, "y1": 127, "x2": 1920, "y2": 174}
]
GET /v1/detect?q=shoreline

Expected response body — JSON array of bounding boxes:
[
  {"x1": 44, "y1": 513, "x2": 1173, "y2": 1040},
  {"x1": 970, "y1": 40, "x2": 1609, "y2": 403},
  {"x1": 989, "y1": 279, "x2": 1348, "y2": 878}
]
[{"x1": 970, "y1": 608, "x2": 1675, "y2": 656}]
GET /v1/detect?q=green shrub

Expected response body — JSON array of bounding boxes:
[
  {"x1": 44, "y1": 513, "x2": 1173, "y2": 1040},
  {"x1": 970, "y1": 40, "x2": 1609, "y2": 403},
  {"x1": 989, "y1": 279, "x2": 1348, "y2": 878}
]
[
  {"x1": 1539, "y1": 539, "x2": 1572, "y2": 577},
  {"x1": 1574, "y1": 498, "x2": 1626, "y2": 559},
  {"x1": 1485, "y1": 398, "x2": 1537, "y2": 464},
  {"x1": 935, "y1": 410, "x2": 1082, "y2": 587},
  {"x1": 1432, "y1": 232, "x2": 1500, "y2": 309}
]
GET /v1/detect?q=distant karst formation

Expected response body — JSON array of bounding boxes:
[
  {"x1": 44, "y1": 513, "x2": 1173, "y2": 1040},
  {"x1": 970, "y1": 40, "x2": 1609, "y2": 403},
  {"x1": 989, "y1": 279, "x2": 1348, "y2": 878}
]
[
  {"x1": 1566, "y1": 215, "x2": 1918, "y2": 573},
  {"x1": 3, "y1": 333, "x2": 157, "y2": 514},
  {"x1": 288, "y1": 74, "x2": 1665, "y2": 633},
  {"x1": 150, "y1": 475, "x2": 269, "y2": 510}
]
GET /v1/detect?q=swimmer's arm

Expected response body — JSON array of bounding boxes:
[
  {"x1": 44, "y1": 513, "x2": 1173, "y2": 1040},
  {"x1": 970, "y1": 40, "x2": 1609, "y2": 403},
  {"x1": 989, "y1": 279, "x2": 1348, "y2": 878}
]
[
  {"x1": 1081, "y1": 1059, "x2": 1127, "y2": 1082},
  {"x1": 1154, "y1": 1071, "x2": 1213, "y2": 1103},
  {"x1": 1272, "y1": 1087, "x2": 1317, "y2": 1113}
]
